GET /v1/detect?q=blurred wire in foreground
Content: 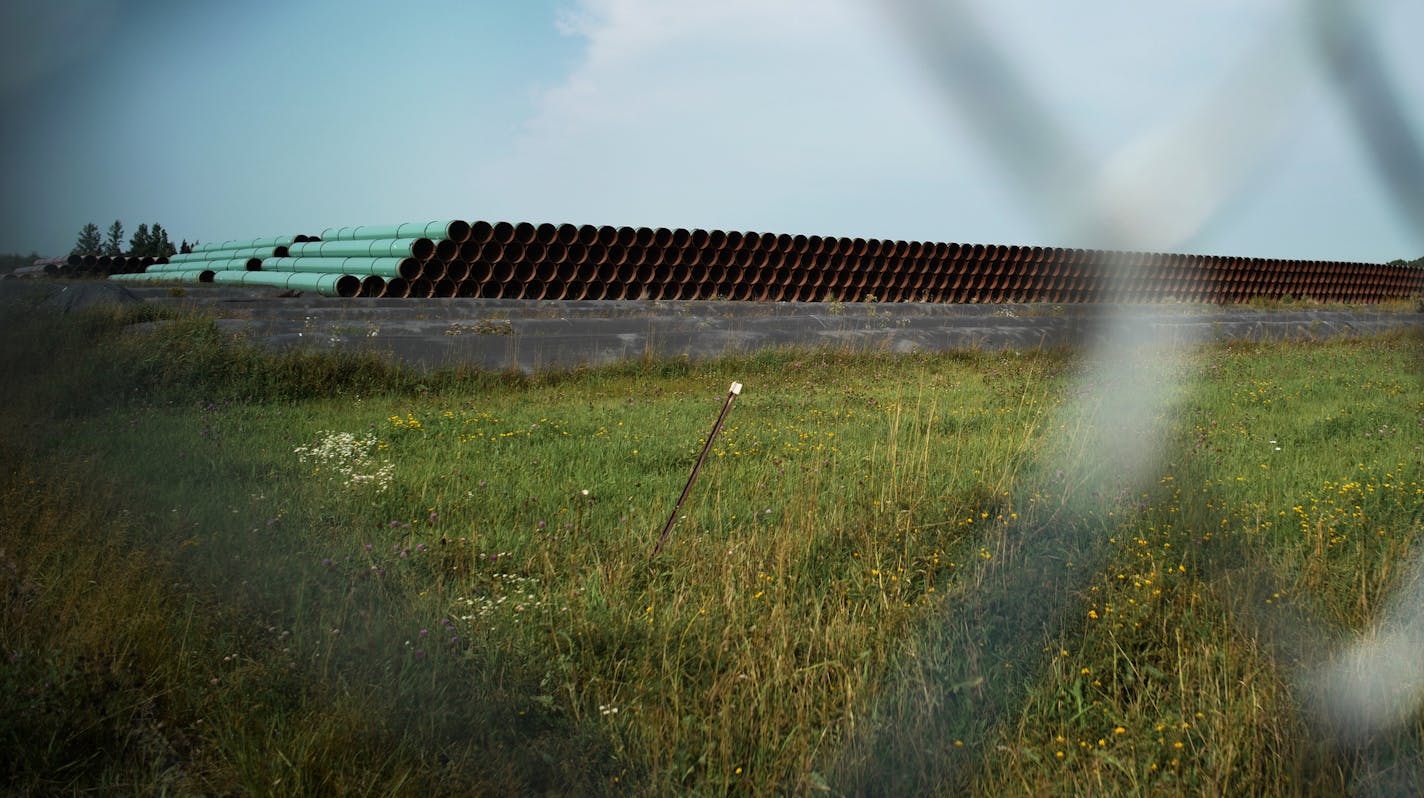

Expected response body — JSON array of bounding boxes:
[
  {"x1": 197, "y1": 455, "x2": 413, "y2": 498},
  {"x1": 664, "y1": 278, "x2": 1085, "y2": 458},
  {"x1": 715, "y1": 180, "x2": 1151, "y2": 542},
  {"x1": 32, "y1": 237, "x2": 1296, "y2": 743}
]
[{"x1": 832, "y1": 1, "x2": 1424, "y2": 794}]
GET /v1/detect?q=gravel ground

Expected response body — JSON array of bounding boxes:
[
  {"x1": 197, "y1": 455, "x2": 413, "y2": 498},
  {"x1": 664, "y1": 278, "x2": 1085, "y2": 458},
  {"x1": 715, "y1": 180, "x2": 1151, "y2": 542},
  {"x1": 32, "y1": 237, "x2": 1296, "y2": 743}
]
[{"x1": 5, "y1": 279, "x2": 1421, "y2": 372}]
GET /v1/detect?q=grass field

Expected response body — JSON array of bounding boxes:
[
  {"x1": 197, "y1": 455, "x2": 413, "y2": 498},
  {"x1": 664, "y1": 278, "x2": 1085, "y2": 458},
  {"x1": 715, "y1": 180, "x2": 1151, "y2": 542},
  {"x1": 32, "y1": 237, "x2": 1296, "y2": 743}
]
[{"x1": 1, "y1": 301, "x2": 1421, "y2": 795}]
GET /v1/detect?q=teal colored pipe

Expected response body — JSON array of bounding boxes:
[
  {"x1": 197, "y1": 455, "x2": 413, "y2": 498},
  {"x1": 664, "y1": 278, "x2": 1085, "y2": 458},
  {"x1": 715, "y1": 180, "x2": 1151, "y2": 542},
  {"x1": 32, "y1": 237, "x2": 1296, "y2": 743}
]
[
  {"x1": 285, "y1": 238, "x2": 434, "y2": 260},
  {"x1": 210, "y1": 270, "x2": 361, "y2": 297},
  {"x1": 192, "y1": 235, "x2": 296, "y2": 254},
  {"x1": 209, "y1": 270, "x2": 250, "y2": 286},
  {"x1": 261, "y1": 256, "x2": 419, "y2": 279},
  {"x1": 110, "y1": 269, "x2": 212, "y2": 283},
  {"x1": 273, "y1": 272, "x2": 361, "y2": 298},
  {"x1": 147, "y1": 257, "x2": 259, "y2": 273},
  {"x1": 319, "y1": 220, "x2": 468, "y2": 242},
  {"x1": 169, "y1": 246, "x2": 283, "y2": 263}
]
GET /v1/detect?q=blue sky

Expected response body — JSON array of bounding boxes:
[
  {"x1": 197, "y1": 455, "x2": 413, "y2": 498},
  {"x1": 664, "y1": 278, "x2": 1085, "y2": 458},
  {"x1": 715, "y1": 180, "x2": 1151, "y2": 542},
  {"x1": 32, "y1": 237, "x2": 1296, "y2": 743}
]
[{"x1": 2, "y1": 0, "x2": 1420, "y2": 262}]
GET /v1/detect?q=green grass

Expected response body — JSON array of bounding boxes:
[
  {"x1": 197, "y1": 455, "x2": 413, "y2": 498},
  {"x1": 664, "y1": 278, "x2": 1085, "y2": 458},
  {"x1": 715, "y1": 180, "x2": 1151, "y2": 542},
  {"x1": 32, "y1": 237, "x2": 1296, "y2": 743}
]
[{"x1": 1, "y1": 302, "x2": 1421, "y2": 795}]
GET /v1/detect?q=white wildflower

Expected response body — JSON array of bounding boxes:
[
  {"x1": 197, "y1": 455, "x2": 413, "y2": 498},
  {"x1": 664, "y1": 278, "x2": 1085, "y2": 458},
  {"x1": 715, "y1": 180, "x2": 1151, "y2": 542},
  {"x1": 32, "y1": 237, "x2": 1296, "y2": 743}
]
[{"x1": 294, "y1": 430, "x2": 395, "y2": 492}]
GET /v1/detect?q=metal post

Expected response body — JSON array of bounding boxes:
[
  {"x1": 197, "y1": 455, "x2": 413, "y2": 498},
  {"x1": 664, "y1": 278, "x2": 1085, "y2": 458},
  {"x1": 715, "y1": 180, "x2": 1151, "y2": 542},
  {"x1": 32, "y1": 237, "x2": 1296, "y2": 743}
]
[{"x1": 651, "y1": 382, "x2": 743, "y2": 558}]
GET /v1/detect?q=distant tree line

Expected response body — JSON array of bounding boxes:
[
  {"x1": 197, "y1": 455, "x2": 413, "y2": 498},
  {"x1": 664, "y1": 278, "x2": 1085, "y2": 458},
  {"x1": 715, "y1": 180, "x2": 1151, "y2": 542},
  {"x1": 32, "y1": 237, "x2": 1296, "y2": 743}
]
[
  {"x1": 1385, "y1": 254, "x2": 1424, "y2": 269},
  {"x1": 0, "y1": 252, "x2": 41, "y2": 275},
  {"x1": 70, "y1": 220, "x2": 198, "y2": 259}
]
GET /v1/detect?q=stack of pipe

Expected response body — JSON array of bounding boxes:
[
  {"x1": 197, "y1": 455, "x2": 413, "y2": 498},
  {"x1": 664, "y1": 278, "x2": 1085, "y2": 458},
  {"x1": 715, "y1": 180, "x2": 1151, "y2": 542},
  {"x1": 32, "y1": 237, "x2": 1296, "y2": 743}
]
[
  {"x1": 55, "y1": 253, "x2": 168, "y2": 278},
  {"x1": 110, "y1": 235, "x2": 310, "y2": 288},
  {"x1": 104, "y1": 220, "x2": 1424, "y2": 303}
]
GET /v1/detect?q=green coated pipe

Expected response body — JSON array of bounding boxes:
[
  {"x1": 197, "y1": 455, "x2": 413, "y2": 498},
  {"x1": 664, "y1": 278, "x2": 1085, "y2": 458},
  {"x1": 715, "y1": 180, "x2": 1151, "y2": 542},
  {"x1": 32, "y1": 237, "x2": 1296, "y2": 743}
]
[
  {"x1": 278, "y1": 272, "x2": 361, "y2": 297},
  {"x1": 146, "y1": 257, "x2": 260, "y2": 273},
  {"x1": 110, "y1": 269, "x2": 213, "y2": 283},
  {"x1": 168, "y1": 246, "x2": 285, "y2": 263},
  {"x1": 209, "y1": 270, "x2": 251, "y2": 286},
  {"x1": 318, "y1": 220, "x2": 469, "y2": 243},
  {"x1": 192, "y1": 235, "x2": 298, "y2": 254},
  {"x1": 261, "y1": 256, "x2": 420, "y2": 279},
  {"x1": 209, "y1": 270, "x2": 361, "y2": 297},
  {"x1": 285, "y1": 238, "x2": 435, "y2": 260}
]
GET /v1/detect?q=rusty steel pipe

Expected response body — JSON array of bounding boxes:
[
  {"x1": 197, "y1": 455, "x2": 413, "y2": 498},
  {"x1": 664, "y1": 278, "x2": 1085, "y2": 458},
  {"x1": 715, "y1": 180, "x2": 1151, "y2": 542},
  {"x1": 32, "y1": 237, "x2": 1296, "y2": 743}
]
[
  {"x1": 277, "y1": 220, "x2": 1424, "y2": 305},
  {"x1": 444, "y1": 261, "x2": 470, "y2": 283},
  {"x1": 466, "y1": 261, "x2": 492, "y2": 283},
  {"x1": 376, "y1": 277, "x2": 405, "y2": 298},
  {"x1": 417, "y1": 261, "x2": 446, "y2": 281},
  {"x1": 504, "y1": 242, "x2": 527, "y2": 264},
  {"x1": 432, "y1": 238, "x2": 458, "y2": 261},
  {"x1": 354, "y1": 275, "x2": 383, "y2": 297}
]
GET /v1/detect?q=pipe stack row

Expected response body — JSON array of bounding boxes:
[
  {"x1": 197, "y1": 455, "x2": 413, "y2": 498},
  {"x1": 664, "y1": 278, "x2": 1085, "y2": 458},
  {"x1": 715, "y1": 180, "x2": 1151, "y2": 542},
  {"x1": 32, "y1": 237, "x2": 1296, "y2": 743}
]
[
  {"x1": 53, "y1": 253, "x2": 169, "y2": 278},
  {"x1": 106, "y1": 220, "x2": 1424, "y2": 303}
]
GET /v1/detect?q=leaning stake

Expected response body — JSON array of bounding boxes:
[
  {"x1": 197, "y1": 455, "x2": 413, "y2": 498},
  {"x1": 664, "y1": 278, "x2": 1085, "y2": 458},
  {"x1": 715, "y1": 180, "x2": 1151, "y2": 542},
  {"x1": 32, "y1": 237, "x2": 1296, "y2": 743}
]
[{"x1": 652, "y1": 382, "x2": 743, "y2": 558}]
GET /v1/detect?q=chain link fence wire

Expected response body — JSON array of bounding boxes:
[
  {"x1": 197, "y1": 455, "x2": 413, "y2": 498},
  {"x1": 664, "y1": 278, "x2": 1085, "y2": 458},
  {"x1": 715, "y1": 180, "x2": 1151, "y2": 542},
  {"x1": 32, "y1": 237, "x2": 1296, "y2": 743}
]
[{"x1": 832, "y1": 1, "x2": 1424, "y2": 793}]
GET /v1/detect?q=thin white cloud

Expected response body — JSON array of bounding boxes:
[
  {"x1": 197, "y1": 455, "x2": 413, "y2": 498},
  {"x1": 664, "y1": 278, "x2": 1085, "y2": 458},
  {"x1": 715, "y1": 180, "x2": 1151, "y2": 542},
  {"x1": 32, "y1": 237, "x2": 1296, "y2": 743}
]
[
  {"x1": 475, "y1": 0, "x2": 1418, "y2": 261},
  {"x1": 483, "y1": 0, "x2": 1008, "y2": 239}
]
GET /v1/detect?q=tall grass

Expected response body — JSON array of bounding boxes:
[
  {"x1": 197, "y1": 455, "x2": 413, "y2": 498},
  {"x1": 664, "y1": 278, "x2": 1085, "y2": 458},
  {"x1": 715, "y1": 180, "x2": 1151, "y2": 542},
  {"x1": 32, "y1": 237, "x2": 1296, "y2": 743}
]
[{"x1": 1, "y1": 301, "x2": 1420, "y2": 795}]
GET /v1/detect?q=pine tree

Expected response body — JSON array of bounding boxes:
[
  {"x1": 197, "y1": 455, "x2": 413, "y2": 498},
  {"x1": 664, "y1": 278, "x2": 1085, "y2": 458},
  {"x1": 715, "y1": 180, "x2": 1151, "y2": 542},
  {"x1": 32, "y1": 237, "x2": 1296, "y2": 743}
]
[
  {"x1": 180, "y1": 239, "x2": 191, "y2": 254},
  {"x1": 128, "y1": 223, "x2": 152, "y2": 257},
  {"x1": 150, "y1": 223, "x2": 177, "y2": 258},
  {"x1": 71, "y1": 222, "x2": 103, "y2": 256},
  {"x1": 104, "y1": 220, "x2": 125, "y2": 256}
]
